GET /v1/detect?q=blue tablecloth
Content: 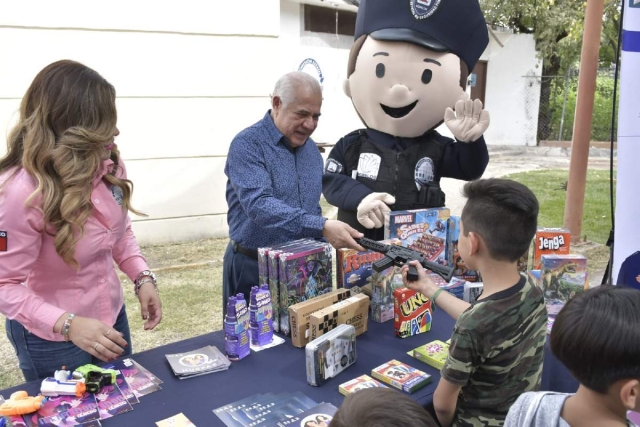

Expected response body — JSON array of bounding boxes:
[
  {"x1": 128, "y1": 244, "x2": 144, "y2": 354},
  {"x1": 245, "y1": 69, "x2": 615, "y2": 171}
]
[{"x1": 0, "y1": 309, "x2": 577, "y2": 426}]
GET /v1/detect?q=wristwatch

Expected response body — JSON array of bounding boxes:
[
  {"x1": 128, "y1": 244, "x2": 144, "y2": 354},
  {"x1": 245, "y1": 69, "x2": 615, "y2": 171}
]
[{"x1": 134, "y1": 270, "x2": 158, "y2": 297}]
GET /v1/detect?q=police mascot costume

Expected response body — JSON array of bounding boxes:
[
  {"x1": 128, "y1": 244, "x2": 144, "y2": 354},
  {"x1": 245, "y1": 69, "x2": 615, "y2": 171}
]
[{"x1": 323, "y1": 0, "x2": 491, "y2": 241}]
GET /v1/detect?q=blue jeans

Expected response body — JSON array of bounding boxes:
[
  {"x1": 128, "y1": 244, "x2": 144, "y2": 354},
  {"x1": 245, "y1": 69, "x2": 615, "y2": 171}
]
[{"x1": 6, "y1": 305, "x2": 133, "y2": 382}]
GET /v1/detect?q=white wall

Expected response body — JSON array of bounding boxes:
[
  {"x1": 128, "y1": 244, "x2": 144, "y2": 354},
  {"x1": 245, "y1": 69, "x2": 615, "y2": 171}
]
[
  {"x1": 0, "y1": 0, "x2": 280, "y2": 245},
  {"x1": 481, "y1": 32, "x2": 542, "y2": 146}
]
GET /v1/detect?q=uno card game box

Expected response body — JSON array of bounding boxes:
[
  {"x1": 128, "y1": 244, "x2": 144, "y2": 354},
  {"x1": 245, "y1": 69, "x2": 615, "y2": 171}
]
[
  {"x1": 371, "y1": 360, "x2": 431, "y2": 393},
  {"x1": 410, "y1": 340, "x2": 450, "y2": 370},
  {"x1": 447, "y1": 216, "x2": 480, "y2": 282},
  {"x1": 385, "y1": 208, "x2": 450, "y2": 266},
  {"x1": 279, "y1": 242, "x2": 333, "y2": 336},
  {"x1": 393, "y1": 287, "x2": 432, "y2": 338},
  {"x1": 309, "y1": 293, "x2": 370, "y2": 340},
  {"x1": 540, "y1": 254, "x2": 588, "y2": 304},
  {"x1": 306, "y1": 324, "x2": 357, "y2": 386},
  {"x1": 338, "y1": 374, "x2": 388, "y2": 396},
  {"x1": 533, "y1": 228, "x2": 571, "y2": 269}
]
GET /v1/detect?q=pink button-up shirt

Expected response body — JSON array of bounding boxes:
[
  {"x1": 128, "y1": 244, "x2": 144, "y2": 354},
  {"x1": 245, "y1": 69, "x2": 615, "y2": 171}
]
[{"x1": 0, "y1": 159, "x2": 148, "y2": 341}]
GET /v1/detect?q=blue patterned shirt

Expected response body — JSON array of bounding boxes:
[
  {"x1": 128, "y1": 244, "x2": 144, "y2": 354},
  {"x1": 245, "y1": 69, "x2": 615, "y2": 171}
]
[{"x1": 225, "y1": 111, "x2": 326, "y2": 250}]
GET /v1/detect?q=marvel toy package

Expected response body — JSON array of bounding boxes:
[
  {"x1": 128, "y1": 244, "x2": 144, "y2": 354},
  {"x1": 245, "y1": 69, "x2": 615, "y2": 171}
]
[
  {"x1": 385, "y1": 208, "x2": 450, "y2": 266},
  {"x1": 306, "y1": 324, "x2": 357, "y2": 386}
]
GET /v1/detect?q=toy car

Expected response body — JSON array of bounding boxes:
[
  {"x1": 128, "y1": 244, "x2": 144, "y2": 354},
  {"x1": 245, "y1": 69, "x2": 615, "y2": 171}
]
[
  {"x1": 74, "y1": 364, "x2": 117, "y2": 393},
  {"x1": 40, "y1": 377, "x2": 86, "y2": 397}
]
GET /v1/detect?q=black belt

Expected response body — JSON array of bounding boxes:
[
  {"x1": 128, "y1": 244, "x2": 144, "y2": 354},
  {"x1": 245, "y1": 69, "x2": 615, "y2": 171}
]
[{"x1": 230, "y1": 240, "x2": 258, "y2": 260}]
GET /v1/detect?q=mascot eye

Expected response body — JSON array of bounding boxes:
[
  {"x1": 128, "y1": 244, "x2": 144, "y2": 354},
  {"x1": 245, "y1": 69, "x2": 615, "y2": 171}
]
[
  {"x1": 422, "y1": 69, "x2": 433, "y2": 84},
  {"x1": 376, "y1": 63, "x2": 385, "y2": 78}
]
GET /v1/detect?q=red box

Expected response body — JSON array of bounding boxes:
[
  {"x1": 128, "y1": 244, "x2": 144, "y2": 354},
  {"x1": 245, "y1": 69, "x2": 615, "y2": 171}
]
[
  {"x1": 533, "y1": 228, "x2": 571, "y2": 269},
  {"x1": 393, "y1": 287, "x2": 432, "y2": 339},
  {"x1": 0, "y1": 231, "x2": 6, "y2": 252}
]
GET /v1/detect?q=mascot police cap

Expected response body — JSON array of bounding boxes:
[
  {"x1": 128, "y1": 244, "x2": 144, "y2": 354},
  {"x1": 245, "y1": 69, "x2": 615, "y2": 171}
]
[{"x1": 354, "y1": 0, "x2": 489, "y2": 72}]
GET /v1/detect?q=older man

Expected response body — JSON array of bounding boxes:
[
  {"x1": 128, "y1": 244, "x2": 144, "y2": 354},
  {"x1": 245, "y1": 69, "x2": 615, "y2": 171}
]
[{"x1": 223, "y1": 71, "x2": 364, "y2": 313}]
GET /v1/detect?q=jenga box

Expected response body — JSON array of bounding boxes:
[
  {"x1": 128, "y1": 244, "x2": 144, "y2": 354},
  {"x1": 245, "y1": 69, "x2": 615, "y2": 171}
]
[
  {"x1": 309, "y1": 294, "x2": 370, "y2": 341},
  {"x1": 540, "y1": 254, "x2": 588, "y2": 305},
  {"x1": 289, "y1": 288, "x2": 350, "y2": 348},
  {"x1": 385, "y1": 208, "x2": 450, "y2": 266},
  {"x1": 533, "y1": 228, "x2": 571, "y2": 269},
  {"x1": 447, "y1": 216, "x2": 480, "y2": 282},
  {"x1": 393, "y1": 287, "x2": 432, "y2": 338}
]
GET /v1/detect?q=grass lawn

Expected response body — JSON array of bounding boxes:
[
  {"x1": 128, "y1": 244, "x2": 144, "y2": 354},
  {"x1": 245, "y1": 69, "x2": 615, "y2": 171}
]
[{"x1": 0, "y1": 169, "x2": 615, "y2": 389}]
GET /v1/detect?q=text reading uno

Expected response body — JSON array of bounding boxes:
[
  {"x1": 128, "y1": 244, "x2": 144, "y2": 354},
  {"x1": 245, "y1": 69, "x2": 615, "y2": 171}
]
[{"x1": 538, "y1": 235, "x2": 565, "y2": 250}]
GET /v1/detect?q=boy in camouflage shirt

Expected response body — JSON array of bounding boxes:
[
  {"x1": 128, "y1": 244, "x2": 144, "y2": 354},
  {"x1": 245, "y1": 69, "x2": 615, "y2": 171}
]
[{"x1": 403, "y1": 178, "x2": 547, "y2": 427}]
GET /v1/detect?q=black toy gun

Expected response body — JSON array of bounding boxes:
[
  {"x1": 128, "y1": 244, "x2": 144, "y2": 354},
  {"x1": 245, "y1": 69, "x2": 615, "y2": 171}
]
[{"x1": 355, "y1": 237, "x2": 454, "y2": 282}]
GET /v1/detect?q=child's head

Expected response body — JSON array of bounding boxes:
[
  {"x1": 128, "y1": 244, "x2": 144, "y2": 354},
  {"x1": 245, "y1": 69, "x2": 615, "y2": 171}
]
[
  {"x1": 551, "y1": 285, "x2": 640, "y2": 410},
  {"x1": 329, "y1": 388, "x2": 437, "y2": 427},
  {"x1": 460, "y1": 178, "x2": 538, "y2": 268}
]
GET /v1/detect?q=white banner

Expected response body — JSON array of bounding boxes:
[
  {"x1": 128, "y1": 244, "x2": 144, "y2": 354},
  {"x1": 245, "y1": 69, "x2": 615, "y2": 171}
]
[{"x1": 613, "y1": 0, "x2": 640, "y2": 285}]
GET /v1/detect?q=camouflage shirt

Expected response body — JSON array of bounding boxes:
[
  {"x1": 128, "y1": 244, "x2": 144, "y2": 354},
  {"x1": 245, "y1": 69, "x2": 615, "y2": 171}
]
[{"x1": 441, "y1": 274, "x2": 547, "y2": 427}]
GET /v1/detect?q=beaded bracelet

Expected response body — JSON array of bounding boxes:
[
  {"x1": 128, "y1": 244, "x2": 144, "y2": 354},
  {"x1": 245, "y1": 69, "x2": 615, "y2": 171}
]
[
  {"x1": 134, "y1": 271, "x2": 158, "y2": 297},
  {"x1": 61, "y1": 313, "x2": 76, "y2": 342}
]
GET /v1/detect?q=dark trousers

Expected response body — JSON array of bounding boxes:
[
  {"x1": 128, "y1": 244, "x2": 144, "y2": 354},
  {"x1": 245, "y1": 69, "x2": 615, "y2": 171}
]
[{"x1": 222, "y1": 241, "x2": 259, "y2": 317}]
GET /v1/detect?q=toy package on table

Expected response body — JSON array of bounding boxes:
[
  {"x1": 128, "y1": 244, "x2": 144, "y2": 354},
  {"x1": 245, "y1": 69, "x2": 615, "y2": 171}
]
[
  {"x1": 410, "y1": 340, "x2": 450, "y2": 370},
  {"x1": 279, "y1": 242, "x2": 333, "y2": 335},
  {"x1": 540, "y1": 254, "x2": 588, "y2": 304},
  {"x1": 385, "y1": 208, "x2": 450, "y2": 266},
  {"x1": 464, "y1": 282, "x2": 484, "y2": 303},
  {"x1": 440, "y1": 276, "x2": 466, "y2": 299},
  {"x1": 447, "y1": 216, "x2": 480, "y2": 282},
  {"x1": 250, "y1": 284, "x2": 274, "y2": 347},
  {"x1": 309, "y1": 293, "x2": 369, "y2": 340},
  {"x1": 394, "y1": 287, "x2": 432, "y2": 338},
  {"x1": 338, "y1": 374, "x2": 388, "y2": 396},
  {"x1": 371, "y1": 360, "x2": 431, "y2": 393},
  {"x1": 306, "y1": 324, "x2": 357, "y2": 386},
  {"x1": 336, "y1": 247, "x2": 385, "y2": 292},
  {"x1": 289, "y1": 288, "x2": 351, "y2": 348},
  {"x1": 24, "y1": 392, "x2": 100, "y2": 427},
  {"x1": 102, "y1": 358, "x2": 162, "y2": 399},
  {"x1": 533, "y1": 228, "x2": 571, "y2": 269},
  {"x1": 370, "y1": 265, "x2": 402, "y2": 323}
]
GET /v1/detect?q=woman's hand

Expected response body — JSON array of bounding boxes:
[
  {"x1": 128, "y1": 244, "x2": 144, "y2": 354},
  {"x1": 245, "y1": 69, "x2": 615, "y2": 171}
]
[
  {"x1": 137, "y1": 283, "x2": 162, "y2": 330},
  {"x1": 68, "y1": 316, "x2": 128, "y2": 362}
]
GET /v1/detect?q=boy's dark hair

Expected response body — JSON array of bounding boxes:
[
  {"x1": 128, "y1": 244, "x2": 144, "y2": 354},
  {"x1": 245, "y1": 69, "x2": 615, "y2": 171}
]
[
  {"x1": 329, "y1": 388, "x2": 437, "y2": 427},
  {"x1": 550, "y1": 285, "x2": 640, "y2": 393},
  {"x1": 461, "y1": 178, "x2": 538, "y2": 262}
]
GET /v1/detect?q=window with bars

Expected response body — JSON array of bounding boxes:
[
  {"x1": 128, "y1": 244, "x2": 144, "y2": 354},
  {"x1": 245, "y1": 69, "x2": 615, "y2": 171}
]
[{"x1": 303, "y1": 5, "x2": 356, "y2": 36}]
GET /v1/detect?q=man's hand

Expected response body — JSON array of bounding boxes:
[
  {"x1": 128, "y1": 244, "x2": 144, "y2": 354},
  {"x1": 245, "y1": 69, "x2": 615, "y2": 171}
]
[
  {"x1": 401, "y1": 260, "x2": 439, "y2": 298},
  {"x1": 444, "y1": 99, "x2": 490, "y2": 143},
  {"x1": 356, "y1": 192, "x2": 396, "y2": 229},
  {"x1": 322, "y1": 220, "x2": 364, "y2": 251}
]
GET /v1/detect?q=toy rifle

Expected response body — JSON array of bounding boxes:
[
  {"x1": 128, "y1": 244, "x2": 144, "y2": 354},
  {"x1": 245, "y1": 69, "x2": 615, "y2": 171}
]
[{"x1": 355, "y1": 237, "x2": 454, "y2": 282}]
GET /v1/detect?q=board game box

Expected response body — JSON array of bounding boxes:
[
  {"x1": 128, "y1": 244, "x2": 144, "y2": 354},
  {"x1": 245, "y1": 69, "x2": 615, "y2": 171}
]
[
  {"x1": 540, "y1": 254, "x2": 588, "y2": 304},
  {"x1": 306, "y1": 324, "x2": 357, "y2": 387},
  {"x1": 447, "y1": 216, "x2": 480, "y2": 282},
  {"x1": 336, "y1": 247, "x2": 385, "y2": 291},
  {"x1": 411, "y1": 340, "x2": 450, "y2": 370},
  {"x1": 289, "y1": 288, "x2": 351, "y2": 348},
  {"x1": 309, "y1": 293, "x2": 369, "y2": 340},
  {"x1": 385, "y1": 208, "x2": 450, "y2": 266},
  {"x1": 393, "y1": 287, "x2": 432, "y2": 338},
  {"x1": 338, "y1": 374, "x2": 389, "y2": 396},
  {"x1": 533, "y1": 228, "x2": 571, "y2": 269},
  {"x1": 371, "y1": 360, "x2": 431, "y2": 393}
]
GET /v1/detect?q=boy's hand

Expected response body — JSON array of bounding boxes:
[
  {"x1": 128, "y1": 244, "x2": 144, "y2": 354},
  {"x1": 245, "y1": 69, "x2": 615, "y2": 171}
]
[{"x1": 401, "y1": 260, "x2": 440, "y2": 298}]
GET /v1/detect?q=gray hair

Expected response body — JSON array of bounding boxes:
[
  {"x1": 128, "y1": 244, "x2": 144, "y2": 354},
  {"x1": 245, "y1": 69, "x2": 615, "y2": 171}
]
[{"x1": 272, "y1": 71, "x2": 322, "y2": 107}]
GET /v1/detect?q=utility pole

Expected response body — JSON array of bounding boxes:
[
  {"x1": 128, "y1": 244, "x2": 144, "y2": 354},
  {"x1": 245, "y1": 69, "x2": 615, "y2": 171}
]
[{"x1": 563, "y1": 0, "x2": 605, "y2": 243}]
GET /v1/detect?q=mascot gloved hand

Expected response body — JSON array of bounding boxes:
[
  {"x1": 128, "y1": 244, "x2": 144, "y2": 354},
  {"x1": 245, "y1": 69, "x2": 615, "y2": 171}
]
[
  {"x1": 357, "y1": 192, "x2": 396, "y2": 229},
  {"x1": 445, "y1": 99, "x2": 490, "y2": 143}
]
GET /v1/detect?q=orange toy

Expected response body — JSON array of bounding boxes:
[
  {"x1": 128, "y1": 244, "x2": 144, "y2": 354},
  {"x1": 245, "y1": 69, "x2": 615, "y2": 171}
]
[{"x1": 0, "y1": 391, "x2": 45, "y2": 416}]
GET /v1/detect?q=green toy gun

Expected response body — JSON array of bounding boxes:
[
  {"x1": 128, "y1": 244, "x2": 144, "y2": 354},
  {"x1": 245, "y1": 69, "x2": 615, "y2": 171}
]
[{"x1": 74, "y1": 364, "x2": 118, "y2": 393}]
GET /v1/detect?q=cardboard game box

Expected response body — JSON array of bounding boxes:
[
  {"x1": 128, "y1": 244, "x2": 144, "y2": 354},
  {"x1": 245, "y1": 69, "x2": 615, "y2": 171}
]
[
  {"x1": 371, "y1": 360, "x2": 431, "y2": 393},
  {"x1": 411, "y1": 340, "x2": 450, "y2": 370},
  {"x1": 309, "y1": 293, "x2": 370, "y2": 341},
  {"x1": 393, "y1": 287, "x2": 432, "y2": 338},
  {"x1": 385, "y1": 208, "x2": 450, "y2": 266},
  {"x1": 447, "y1": 216, "x2": 480, "y2": 282},
  {"x1": 540, "y1": 254, "x2": 588, "y2": 304},
  {"x1": 306, "y1": 324, "x2": 357, "y2": 387},
  {"x1": 338, "y1": 374, "x2": 389, "y2": 396},
  {"x1": 288, "y1": 288, "x2": 351, "y2": 348},
  {"x1": 336, "y1": 247, "x2": 385, "y2": 292},
  {"x1": 279, "y1": 243, "x2": 333, "y2": 336},
  {"x1": 533, "y1": 228, "x2": 571, "y2": 269}
]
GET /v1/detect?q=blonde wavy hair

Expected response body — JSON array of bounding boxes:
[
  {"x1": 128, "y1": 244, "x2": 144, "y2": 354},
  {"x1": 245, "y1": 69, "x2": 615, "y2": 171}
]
[{"x1": 0, "y1": 60, "x2": 144, "y2": 268}]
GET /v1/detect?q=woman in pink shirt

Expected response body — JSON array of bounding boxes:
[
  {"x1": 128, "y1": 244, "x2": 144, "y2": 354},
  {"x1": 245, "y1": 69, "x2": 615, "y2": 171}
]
[{"x1": 0, "y1": 60, "x2": 163, "y2": 381}]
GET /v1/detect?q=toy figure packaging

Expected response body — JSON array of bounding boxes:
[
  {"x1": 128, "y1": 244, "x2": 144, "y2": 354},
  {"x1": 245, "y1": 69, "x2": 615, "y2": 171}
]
[
  {"x1": 338, "y1": 374, "x2": 388, "y2": 396},
  {"x1": 306, "y1": 324, "x2": 357, "y2": 387},
  {"x1": 250, "y1": 284, "x2": 274, "y2": 347},
  {"x1": 369, "y1": 265, "x2": 403, "y2": 323},
  {"x1": 385, "y1": 208, "x2": 450, "y2": 266},
  {"x1": 371, "y1": 360, "x2": 431, "y2": 393},
  {"x1": 279, "y1": 242, "x2": 333, "y2": 335},
  {"x1": 533, "y1": 228, "x2": 571, "y2": 269},
  {"x1": 309, "y1": 293, "x2": 370, "y2": 340},
  {"x1": 393, "y1": 287, "x2": 432, "y2": 338},
  {"x1": 447, "y1": 216, "x2": 480, "y2": 281},
  {"x1": 289, "y1": 288, "x2": 351, "y2": 348},
  {"x1": 540, "y1": 254, "x2": 588, "y2": 304},
  {"x1": 411, "y1": 340, "x2": 450, "y2": 370}
]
